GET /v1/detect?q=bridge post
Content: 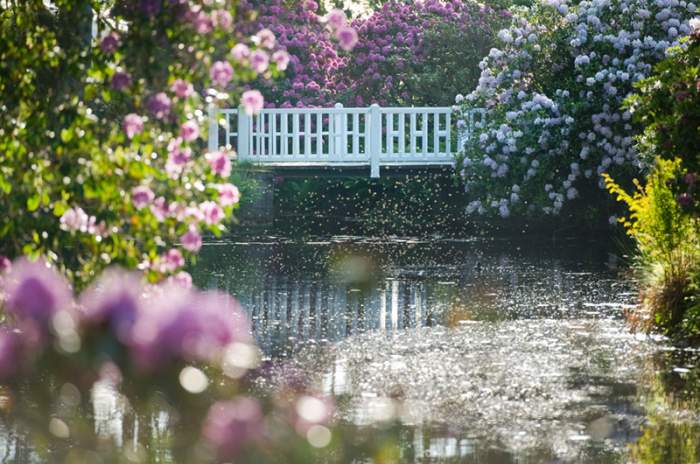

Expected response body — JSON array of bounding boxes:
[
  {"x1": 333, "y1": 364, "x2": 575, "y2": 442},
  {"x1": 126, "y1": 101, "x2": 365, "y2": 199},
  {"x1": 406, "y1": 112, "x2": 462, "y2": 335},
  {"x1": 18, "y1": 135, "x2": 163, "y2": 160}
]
[
  {"x1": 208, "y1": 105, "x2": 219, "y2": 153},
  {"x1": 369, "y1": 103, "x2": 381, "y2": 178},
  {"x1": 237, "y1": 106, "x2": 250, "y2": 160},
  {"x1": 333, "y1": 102, "x2": 343, "y2": 160}
]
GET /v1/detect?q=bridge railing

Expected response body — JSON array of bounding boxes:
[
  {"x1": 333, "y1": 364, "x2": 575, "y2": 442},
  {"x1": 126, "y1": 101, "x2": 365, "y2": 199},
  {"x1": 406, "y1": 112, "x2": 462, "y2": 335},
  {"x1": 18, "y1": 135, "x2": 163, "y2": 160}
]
[{"x1": 208, "y1": 103, "x2": 482, "y2": 177}]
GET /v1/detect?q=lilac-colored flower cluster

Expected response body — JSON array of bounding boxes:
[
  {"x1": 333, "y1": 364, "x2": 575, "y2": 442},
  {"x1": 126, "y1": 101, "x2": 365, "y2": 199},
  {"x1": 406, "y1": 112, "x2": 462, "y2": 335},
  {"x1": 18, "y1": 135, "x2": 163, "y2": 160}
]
[
  {"x1": 236, "y1": 0, "x2": 352, "y2": 108},
  {"x1": 459, "y1": 0, "x2": 696, "y2": 218},
  {"x1": 345, "y1": 0, "x2": 502, "y2": 106},
  {"x1": 0, "y1": 258, "x2": 252, "y2": 377}
]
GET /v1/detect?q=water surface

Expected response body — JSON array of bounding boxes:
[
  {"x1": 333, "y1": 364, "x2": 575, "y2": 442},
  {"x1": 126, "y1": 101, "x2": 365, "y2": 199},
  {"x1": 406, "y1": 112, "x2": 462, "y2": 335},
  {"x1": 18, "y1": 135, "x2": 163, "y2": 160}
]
[{"x1": 192, "y1": 235, "x2": 700, "y2": 463}]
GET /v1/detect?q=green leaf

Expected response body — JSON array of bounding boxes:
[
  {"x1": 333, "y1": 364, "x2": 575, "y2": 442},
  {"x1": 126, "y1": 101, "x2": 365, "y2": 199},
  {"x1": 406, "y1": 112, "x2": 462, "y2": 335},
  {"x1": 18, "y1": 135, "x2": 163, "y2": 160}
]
[
  {"x1": 60, "y1": 129, "x2": 73, "y2": 143},
  {"x1": 27, "y1": 194, "x2": 40, "y2": 211}
]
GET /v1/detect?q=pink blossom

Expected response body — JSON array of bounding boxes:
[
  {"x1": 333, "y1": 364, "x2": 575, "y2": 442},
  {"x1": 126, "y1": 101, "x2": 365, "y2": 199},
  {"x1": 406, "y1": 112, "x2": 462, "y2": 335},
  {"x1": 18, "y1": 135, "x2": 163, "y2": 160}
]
[
  {"x1": 210, "y1": 61, "x2": 233, "y2": 87},
  {"x1": 336, "y1": 26, "x2": 358, "y2": 51},
  {"x1": 179, "y1": 120, "x2": 200, "y2": 142},
  {"x1": 241, "y1": 90, "x2": 264, "y2": 115},
  {"x1": 60, "y1": 206, "x2": 90, "y2": 232},
  {"x1": 200, "y1": 201, "x2": 224, "y2": 225},
  {"x1": 231, "y1": 43, "x2": 251, "y2": 62},
  {"x1": 272, "y1": 50, "x2": 290, "y2": 71},
  {"x1": 123, "y1": 113, "x2": 144, "y2": 139},
  {"x1": 147, "y1": 92, "x2": 171, "y2": 119},
  {"x1": 150, "y1": 197, "x2": 169, "y2": 222},
  {"x1": 100, "y1": 32, "x2": 120, "y2": 54},
  {"x1": 131, "y1": 185, "x2": 155, "y2": 209},
  {"x1": 212, "y1": 9, "x2": 233, "y2": 30},
  {"x1": 250, "y1": 50, "x2": 269, "y2": 73},
  {"x1": 166, "y1": 271, "x2": 193, "y2": 289},
  {"x1": 181, "y1": 227, "x2": 203, "y2": 252},
  {"x1": 168, "y1": 146, "x2": 192, "y2": 168},
  {"x1": 217, "y1": 183, "x2": 240, "y2": 206},
  {"x1": 193, "y1": 11, "x2": 213, "y2": 34},
  {"x1": 162, "y1": 248, "x2": 185, "y2": 272},
  {"x1": 254, "y1": 28, "x2": 276, "y2": 49},
  {"x1": 304, "y1": 0, "x2": 318, "y2": 11},
  {"x1": 206, "y1": 151, "x2": 232, "y2": 177},
  {"x1": 325, "y1": 9, "x2": 347, "y2": 29},
  {"x1": 171, "y1": 79, "x2": 194, "y2": 98}
]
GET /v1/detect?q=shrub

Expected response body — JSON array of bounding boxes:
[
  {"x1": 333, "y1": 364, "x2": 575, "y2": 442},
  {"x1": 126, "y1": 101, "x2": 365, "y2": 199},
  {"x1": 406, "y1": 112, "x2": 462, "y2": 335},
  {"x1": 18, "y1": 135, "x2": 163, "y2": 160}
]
[
  {"x1": 0, "y1": 1, "x2": 287, "y2": 287},
  {"x1": 625, "y1": 27, "x2": 700, "y2": 216},
  {"x1": 605, "y1": 24, "x2": 700, "y2": 340},
  {"x1": 457, "y1": 0, "x2": 696, "y2": 219},
  {"x1": 0, "y1": 259, "x2": 337, "y2": 462},
  {"x1": 605, "y1": 159, "x2": 700, "y2": 338},
  {"x1": 236, "y1": 0, "x2": 355, "y2": 108},
  {"x1": 343, "y1": 0, "x2": 508, "y2": 106}
]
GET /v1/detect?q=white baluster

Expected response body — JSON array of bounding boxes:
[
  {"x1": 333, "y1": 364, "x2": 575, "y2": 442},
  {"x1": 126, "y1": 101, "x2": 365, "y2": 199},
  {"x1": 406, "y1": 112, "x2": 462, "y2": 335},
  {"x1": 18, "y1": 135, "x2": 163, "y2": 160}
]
[
  {"x1": 369, "y1": 104, "x2": 381, "y2": 178},
  {"x1": 208, "y1": 105, "x2": 219, "y2": 153},
  {"x1": 237, "y1": 107, "x2": 250, "y2": 161}
]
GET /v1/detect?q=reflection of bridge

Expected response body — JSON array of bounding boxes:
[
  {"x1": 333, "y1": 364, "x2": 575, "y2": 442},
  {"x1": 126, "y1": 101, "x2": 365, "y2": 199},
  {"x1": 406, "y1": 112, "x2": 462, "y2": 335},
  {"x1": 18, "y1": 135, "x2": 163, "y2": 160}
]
[
  {"x1": 214, "y1": 275, "x2": 455, "y2": 352},
  {"x1": 208, "y1": 104, "x2": 483, "y2": 178}
]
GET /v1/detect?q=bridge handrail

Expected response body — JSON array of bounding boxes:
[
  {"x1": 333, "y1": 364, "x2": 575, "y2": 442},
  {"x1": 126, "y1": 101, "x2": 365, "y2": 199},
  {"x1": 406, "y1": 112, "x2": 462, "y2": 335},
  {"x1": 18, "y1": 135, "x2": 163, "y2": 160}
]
[{"x1": 208, "y1": 103, "x2": 483, "y2": 178}]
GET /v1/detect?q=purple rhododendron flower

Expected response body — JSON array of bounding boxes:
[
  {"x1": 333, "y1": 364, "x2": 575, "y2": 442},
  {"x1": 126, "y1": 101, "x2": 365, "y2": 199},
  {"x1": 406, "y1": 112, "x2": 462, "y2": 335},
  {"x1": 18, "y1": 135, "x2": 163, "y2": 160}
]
[
  {"x1": 123, "y1": 113, "x2": 144, "y2": 139},
  {"x1": 147, "y1": 92, "x2": 171, "y2": 119},
  {"x1": 210, "y1": 61, "x2": 233, "y2": 87},
  {"x1": 4, "y1": 258, "x2": 73, "y2": 326},
  {"x1": 336, "y1": 26, "x2": 358, "y2": 51},
  {"x1": 79, "y1": 269, "x2": 143, "y2": 341},
  {"x1": 128, "y1": 286, "x2": 250, "y2": 369},
  {"x1": 111, "y1": 71, "x2": 131, "y2": 91},
  {"x1": 325, "y1": 9, "x2": 346, "y2": 29},
  {"x1": 202, "y1": 397, "x2": 264, "y2": 460},
  {"x1": 100, "y1": 32, "x2": 120, "y2": 54},
  {"x1": 131, "y1": 185, "x2": 155, "y2": 209}
]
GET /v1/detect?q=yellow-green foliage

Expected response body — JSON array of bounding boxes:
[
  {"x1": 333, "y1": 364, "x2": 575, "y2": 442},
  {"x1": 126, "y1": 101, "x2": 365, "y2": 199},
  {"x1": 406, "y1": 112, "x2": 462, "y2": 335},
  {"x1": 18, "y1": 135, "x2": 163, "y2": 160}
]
[{"x1": 604, "y1": 159, "x2": 700, "y2": 335}]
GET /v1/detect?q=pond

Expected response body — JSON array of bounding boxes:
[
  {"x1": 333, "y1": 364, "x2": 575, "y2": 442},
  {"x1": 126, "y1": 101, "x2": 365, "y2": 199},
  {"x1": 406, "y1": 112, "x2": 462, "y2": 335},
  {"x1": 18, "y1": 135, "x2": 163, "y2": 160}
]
[
  {"x1": 190, "y1": 235, "x2": 700, "y2": 463},
  {"x1": 0, "y1": 235, "x2": 698, "y2": 462}
]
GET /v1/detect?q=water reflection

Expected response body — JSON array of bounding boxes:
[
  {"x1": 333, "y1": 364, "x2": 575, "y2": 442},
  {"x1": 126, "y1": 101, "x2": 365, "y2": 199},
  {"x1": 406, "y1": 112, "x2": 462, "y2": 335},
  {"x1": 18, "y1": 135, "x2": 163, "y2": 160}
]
[
  {"x1": 192, "y1": 236, "x2": 700, "y2": 463},
  {"x1": 192, "y1": 237, "x2": 635, "y2": 355}
]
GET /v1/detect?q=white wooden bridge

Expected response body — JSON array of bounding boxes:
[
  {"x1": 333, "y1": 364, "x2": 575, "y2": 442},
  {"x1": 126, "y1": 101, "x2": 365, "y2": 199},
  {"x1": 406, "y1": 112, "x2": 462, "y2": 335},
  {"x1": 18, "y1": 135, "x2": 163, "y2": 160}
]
[{"x1": 208, "y1": 104, "x2": 481, "y2": 178}]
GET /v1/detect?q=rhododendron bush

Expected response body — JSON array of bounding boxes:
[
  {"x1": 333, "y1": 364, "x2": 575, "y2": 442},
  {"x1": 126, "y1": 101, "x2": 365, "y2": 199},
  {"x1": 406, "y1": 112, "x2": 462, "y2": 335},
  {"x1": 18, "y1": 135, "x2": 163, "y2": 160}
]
[
  {"x1": 456, "y1": 0, "x2": 696, "y2": 219},
  {"x1": 345, "y1": 0, "x2": 508, "y2": 107},
  {"x1": 0, "y1": 258, "x2": 338, "y2": 462},
  {"x1": 237, "y1": 0, "x2": 354, "y2": 108},
  {"x1": 0, "y1": 0, "x2": 289, "y2": 287}
]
